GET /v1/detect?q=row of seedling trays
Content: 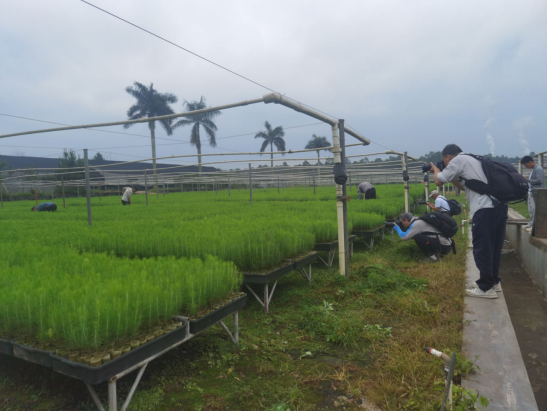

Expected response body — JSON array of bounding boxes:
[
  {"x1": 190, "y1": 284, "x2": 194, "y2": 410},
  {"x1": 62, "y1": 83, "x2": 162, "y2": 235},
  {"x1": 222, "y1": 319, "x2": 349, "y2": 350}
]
[{"x1": 0, "y1": 294, "x2": 246, "y2": 385}]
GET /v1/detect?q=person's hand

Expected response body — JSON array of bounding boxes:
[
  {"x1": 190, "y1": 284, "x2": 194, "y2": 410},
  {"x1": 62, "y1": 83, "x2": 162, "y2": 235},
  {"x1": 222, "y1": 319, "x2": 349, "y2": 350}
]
[
  {"x1": 430, "y1": 162, "x2": 440, "y2": 173},
  {"x1": 426, "y1": 201, "x2": 434, "y2": 208}
]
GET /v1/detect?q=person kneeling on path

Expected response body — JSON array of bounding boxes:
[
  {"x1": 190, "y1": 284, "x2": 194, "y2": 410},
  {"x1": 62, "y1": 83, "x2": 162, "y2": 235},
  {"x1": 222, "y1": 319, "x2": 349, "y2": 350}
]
[
  {"x1": 31, "y1": 202, "x2": 57, "y2": 212},
  {"x1": 357, "y1": 182, "x2": 376, "y2": 199},
  {"x1": 426, "y1": 190, "x2": 451, "y2": 214},
  {"x1": 121, "y1": 187, "x2": 136, "y2": 206},
  {"x1": 391, "y1": 212, "x2": 452, "y2": 262}
]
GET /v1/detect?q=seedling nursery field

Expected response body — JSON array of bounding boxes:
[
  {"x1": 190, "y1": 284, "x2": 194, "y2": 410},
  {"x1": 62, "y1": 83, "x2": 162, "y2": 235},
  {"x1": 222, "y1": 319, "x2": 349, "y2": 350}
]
[{"x1": 0, "y1": 184, "x2": 471, "y2": 410}]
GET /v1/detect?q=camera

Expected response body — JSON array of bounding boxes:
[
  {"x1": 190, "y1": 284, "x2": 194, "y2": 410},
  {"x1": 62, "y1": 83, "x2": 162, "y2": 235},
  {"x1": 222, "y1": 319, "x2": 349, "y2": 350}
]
[
  {"x1": 421, "y1": 160, "x2": 445, "y2": 173},
  {"x1": 385, "y1": 218, "x2": 403, "y2": 230},
  {"x1": 418, "y1": 201, "x2": 427, "y2": 205}
]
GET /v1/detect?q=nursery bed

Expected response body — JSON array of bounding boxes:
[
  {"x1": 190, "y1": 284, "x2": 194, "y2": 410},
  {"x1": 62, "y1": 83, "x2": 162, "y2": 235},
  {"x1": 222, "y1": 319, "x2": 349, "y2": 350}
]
[{"x1": 3, "y1": 294, "x2": 246, "y2": 386}]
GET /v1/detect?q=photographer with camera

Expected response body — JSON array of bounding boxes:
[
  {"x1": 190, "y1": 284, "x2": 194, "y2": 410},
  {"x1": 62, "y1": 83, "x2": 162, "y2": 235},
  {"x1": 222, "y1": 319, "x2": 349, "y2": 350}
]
[
  {"x1": 386, "y1": 213, "x2": 453, "y2": 263},
  {"x1": 430, "y1": 144, "x2": 508, "y2": 299},
  {"x1": 426, "y1": 190, "x2": 450, "y2": 214}
]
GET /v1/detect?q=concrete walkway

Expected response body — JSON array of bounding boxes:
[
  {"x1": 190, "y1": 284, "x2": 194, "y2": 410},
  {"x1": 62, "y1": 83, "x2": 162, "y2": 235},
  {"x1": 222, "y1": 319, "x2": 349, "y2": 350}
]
[{"x1": 462, "y1": 230, "x2": 538, "y2": 410}]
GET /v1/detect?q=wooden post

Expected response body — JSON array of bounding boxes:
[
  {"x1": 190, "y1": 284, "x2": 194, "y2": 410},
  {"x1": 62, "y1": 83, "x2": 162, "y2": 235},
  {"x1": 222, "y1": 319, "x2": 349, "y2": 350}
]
[
  {"x1": 228, "y1": 176, "x2": 231, "y2": 197},
  {"x1": 0, "y1": 180, "x2": 3, "y2": 209},
  {"x1": 249, "y1": 164, "x2": 252, "y2": 205},
  {"x1": 84, "y1": 149, "x2": 92, "y2": 226}
]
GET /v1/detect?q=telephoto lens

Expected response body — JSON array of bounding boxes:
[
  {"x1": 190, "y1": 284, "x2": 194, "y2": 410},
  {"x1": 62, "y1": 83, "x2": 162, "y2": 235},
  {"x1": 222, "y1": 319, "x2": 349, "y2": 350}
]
[
  {"x1": 384, "y1": 221, "x2": 396, "y2": 228},
  {"x1": 421, "y1": 163, "x2": 432, "y2": 173},
  {"x1": 418, "y1": 201, "x2": 427, "y2": 205}
]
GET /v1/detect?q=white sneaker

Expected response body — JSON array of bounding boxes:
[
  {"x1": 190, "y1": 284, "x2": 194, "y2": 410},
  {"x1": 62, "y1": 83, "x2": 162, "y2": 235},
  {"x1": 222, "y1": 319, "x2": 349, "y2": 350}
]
[
  {"x1": 467, "y1": 282, "x2": 502, "y2": 292},
  {"x1": 424, "y1": 255, "x2": 438, "y2": 263},
  {"x1": 466, "y1": 287, "x2": 498, "y2": 299}
]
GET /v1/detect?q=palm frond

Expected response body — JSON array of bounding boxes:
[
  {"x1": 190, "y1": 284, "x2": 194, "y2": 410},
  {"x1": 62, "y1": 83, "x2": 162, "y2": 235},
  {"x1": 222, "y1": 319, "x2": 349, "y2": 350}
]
[
  {"x1": 259, "y1": 139, "x2": 269, "y2": 153},
  {"x1": 254, "y1": 131, "x2": 268, "y2": 140},
  {"x1": 203, "y1": 124, "x2": 217, "y2": 147}
]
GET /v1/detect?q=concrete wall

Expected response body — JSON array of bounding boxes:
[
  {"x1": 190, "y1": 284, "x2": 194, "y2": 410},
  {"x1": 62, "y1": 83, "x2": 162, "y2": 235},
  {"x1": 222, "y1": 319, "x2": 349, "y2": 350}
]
[{"x1": 507, "y1": 209, "x2": 547, "y2": 294}]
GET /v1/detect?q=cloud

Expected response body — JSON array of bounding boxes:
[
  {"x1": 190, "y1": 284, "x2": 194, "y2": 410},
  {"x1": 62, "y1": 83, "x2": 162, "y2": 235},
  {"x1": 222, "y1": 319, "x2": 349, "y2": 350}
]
[{"x1": 0, "y1": 0, "x2": 546, "y2": 166}]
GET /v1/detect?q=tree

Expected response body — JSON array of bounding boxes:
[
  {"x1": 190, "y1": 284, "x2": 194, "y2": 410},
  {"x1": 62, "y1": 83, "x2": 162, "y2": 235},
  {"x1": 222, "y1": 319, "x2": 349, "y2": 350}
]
[
  {"x1": 58, "y1": 149, "x2": 84, "y2": 181},
  {"x1": 93, "y1": 152, "x2": 105, "y2": 162},
  {"x1": 282, "y1": 162, "x2": 288, "y2": 166},
  {"x1": 305, "y1": 134, "x2": 331, "y2": 164},
  {"x1": 173, "y1": 96, "x2": 221, "y2": 175},
  {"x1": 254, "y1": 121, "x2": 286, "y2": 168},
  {"x1": 124, "y1": 82, "x2": 177, "y2": 188}
]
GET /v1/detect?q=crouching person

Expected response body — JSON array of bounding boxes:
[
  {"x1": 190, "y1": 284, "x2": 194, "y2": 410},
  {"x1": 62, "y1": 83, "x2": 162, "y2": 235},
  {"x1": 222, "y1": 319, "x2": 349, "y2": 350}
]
[{"x1": 391, "y1": 212, "x2": 453, "y2": 262}]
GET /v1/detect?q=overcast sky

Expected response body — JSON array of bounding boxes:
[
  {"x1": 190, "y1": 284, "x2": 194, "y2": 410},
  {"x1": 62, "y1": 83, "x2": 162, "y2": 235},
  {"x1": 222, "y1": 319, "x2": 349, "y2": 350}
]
[{"x1": 1, "y1": 0, "x2": 546, "y2": 169}]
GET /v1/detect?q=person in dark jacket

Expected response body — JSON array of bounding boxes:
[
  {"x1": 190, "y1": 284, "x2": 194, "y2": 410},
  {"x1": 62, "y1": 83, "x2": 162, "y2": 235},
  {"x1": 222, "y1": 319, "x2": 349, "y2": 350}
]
[{"x1": 31, "y1": 202, "x2": 57, "y2": 212}]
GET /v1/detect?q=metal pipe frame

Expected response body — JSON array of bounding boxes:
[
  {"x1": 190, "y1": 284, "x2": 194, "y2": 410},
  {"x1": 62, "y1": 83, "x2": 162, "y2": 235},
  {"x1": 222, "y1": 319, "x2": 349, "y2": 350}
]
[{"x1": 84, "y1": 311, "x2": 240, "y2": 411}]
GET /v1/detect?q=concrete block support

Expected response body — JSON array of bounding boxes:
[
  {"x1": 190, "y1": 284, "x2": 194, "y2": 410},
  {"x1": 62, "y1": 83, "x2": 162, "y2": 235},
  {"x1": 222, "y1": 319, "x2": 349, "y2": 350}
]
[{"x1": 506, "y1": 208, "x2": 547, "y2": 294}]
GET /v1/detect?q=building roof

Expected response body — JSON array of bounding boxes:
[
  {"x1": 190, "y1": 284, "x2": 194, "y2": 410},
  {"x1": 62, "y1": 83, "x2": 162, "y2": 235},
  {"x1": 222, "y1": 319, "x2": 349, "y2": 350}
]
[{"x1": 0, "y1": 155, "x2": 218, "y2": 174}]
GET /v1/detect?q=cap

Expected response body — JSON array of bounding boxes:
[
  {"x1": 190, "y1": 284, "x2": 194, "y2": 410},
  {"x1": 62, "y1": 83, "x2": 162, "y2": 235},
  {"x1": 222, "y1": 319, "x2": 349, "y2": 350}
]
[{"x1": 429, "y1": 190, "x2": 439, "y2": 198}]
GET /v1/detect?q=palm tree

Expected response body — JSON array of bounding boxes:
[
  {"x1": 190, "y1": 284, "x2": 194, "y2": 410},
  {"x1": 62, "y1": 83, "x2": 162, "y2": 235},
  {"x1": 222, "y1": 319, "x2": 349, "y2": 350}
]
[
  {"x1": 173, "y1": 97, "x2": 221, "y2": 175},
  {"x1": 124, "y1": 82, "x2": 177, "y2": 189},
  {"x1": 305, "y1": 134, "x2": 331, "y2": 164},
  {"x1": 255, "y1": 121, "x2": 286, "y2": 168}
]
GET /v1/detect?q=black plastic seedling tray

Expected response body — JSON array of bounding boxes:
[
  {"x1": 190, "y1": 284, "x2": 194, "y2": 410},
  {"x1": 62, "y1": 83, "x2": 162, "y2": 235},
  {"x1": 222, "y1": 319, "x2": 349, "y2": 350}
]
[
  {"x1": 51, "y1": 323, "x2": 190, "y2": 385},
  {"x1": 5, "y1": 295, "x2": 247, "y2": 385},
  {"x1": 242, "y1": 262, "x2": 295, "y2": 285},
  {"x1": 190, "y1": 294, "x2": 247, "y2": 334},
  {"x1": 0, "y1": 338, "x2": 13, "y2": 356},
  {"x1": 292, "y1": 252, "x2": 318, "y2": 270},
  {"x1": 314, "y1": 236, "x2": 356, "y2": 252},
  {"x1": 12, "y1": 342, "x2": 54, "y2": 368},
  {"x1": 353, "y1": 226, "x2": 384, "y2": 238}
]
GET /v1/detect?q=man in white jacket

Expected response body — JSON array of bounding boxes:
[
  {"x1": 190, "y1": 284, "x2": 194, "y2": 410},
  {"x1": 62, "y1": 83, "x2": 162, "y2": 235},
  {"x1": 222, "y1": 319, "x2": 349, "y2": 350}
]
[{"x1": 121, "y1": 187, "x2": 136, "y2": 206}]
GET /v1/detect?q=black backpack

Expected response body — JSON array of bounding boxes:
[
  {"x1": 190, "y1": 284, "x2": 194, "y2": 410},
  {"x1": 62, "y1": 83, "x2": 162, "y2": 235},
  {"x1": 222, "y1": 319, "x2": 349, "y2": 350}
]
[
  {"x1": 419, "y1": 212, "x2": 459, "y2": 254},
  {"x1": 438, "y1": 196, "x2": 462, "y2": 216},
  {"x1": 462, "y1": 154, "x2": 528, "y2": 204}
]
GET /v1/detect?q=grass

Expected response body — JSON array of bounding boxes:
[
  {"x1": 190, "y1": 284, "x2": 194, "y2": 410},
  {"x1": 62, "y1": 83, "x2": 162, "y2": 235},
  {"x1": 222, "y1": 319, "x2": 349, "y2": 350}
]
[
  {"x1": 0, "y1": 224, "x2": 470, "y2": 410},
  {"x1": 509, "y1": 200, "x2": 530, "y2": 219}
]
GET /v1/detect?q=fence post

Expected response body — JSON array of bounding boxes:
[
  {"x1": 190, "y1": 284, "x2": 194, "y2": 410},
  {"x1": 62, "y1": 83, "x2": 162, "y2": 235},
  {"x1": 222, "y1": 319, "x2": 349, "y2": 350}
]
[
  {"x1": 249, "y1": 163, "x2": 252, "y2": 205},
  {"x1": 144, "y1": 171, "x2": 149, "y2": 206},
  {"x1": 78, "y1": 185, "x2": 80, "y2": 198},
  {"x1": 215, "y1": 178, "x2": 218, "y2": 195},
  {"x1": 99, "y1": 184, "x2": 101, "y2": 201},
  {"x1": 228, "y1": 176, "x2": 231, "y2": 197},
  {"x1": 163, "y1": 182, "x2": 165, "y2": 197},
  {"x1": 0, "y1": 180, "x2": 3, "y2": 209},
  {"x1": 313, "y1": 174, "x2": 316, "y2": 195},
  {"x1": 84, "y1": 149, "x2": 92, "y2": 226}
]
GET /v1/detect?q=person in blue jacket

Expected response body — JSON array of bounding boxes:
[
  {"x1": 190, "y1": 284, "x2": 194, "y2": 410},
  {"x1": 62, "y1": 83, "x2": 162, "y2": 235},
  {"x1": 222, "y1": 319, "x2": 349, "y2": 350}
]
[{"x1": 31, "y1": 202, "x2": 57, "y2": 212}]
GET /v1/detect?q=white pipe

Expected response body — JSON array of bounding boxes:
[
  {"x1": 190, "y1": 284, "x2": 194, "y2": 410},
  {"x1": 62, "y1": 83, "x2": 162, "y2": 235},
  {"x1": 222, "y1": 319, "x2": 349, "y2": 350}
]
[
  {"x1": 263, "y1": 93, "x2": 370, "y2": 145},
  {"x1": 332, "y1": 124, "x2": 346, "y2": 276},
  {"x1": 0, "y1": 98, "x2": 264, "y2": 139}
]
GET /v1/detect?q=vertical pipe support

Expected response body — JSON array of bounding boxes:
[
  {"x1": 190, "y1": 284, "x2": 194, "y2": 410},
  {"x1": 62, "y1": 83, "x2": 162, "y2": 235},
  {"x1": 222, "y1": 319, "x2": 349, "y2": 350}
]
[
  {"x1": 424, "y1": 172, "x2": 430, "y2": 211},
  {"x1": 0, "y1": 181, "x2": 3, "y2": 209},
  {"x1": 84, "y1": 149, "x2": 92, "y2": 226},
  {"x1": 144, "y1": 171, "x2": 149, "y2": 206},
  {"x1": 249, "y1": 163, "x2": 252, "y2": 205},
  {"x1": 402, "y1": 152, "x2": 410, "y2": 213},
  {"x1": 228, "y1": 176, "x2": 231, "y2": 197},
  {"x1": 335, "y1": 121, "x2": 349, "y2": 277},
  {"x1": 62, "y1": 178, "x2": 66, "y2": 208}
]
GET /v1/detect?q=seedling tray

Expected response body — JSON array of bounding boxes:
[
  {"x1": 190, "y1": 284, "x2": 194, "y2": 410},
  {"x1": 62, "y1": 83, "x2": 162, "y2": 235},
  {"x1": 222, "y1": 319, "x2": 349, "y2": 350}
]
[
  {"x1": 5, "y1": 295, "x2": 247, "y2": 385},
  {"x1": 51, "y1": 323, "x2": 191, "y2": 385},
  {"x1": 12, "y1": 342, "x2": 54, "y2": 368},
  {"x1": 190, "y1": 294, "x2": 247, "y2": 334},
  {"x1": 292, "y1": 252, "x2": 319, "y2": 270},
  {"x1": 242, "y1": 262, "x2": 295, "y2": 285},
  {"x1": 0, "y1": 338, "x2": 13, "y2": 356},
  {"x1": 353, "y1": 226, "x2": 384, "y2": 238},
  {"x1": 314, "y1": 236, "x2": 357, "y2": 252}
]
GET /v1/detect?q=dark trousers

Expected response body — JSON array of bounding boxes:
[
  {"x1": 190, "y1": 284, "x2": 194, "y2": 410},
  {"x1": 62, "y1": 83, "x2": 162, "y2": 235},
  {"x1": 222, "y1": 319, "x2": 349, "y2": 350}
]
[
  {"x1": 121, "y1": 200, "x2": 129, "y2": 206},
  {"x1": 414, "y1": 234, "x2": 451, "y2": 257},
  {"x1": 472, "y1": 205, "x2": 508, "y2": 291},
  {"x1": 45, "y1": 204, "x2": 57, "y2": 212},
  {"x1": 359, "y1": 188, "x2": 376, "y2": 200}
]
